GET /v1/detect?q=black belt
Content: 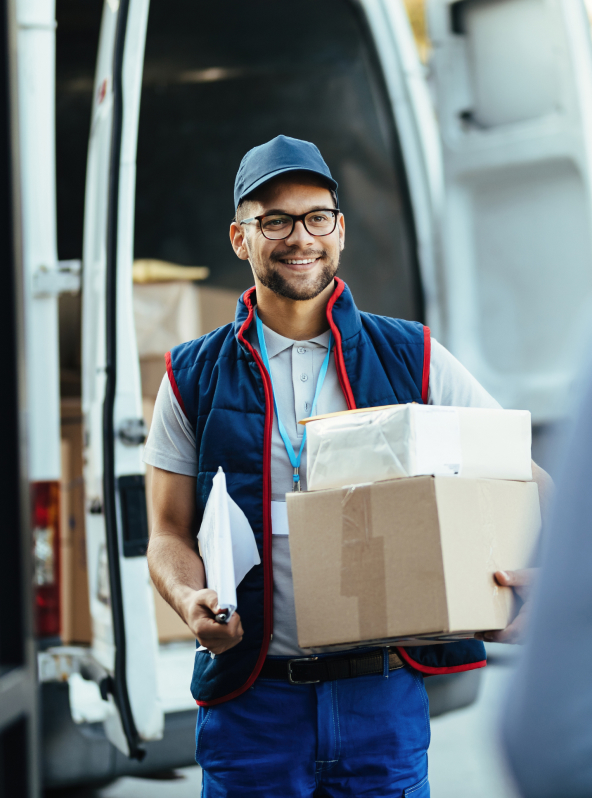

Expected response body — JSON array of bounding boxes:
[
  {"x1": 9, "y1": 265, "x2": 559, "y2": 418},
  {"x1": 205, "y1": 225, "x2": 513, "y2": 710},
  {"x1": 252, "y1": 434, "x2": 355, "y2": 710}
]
[{"x1": 259, "y1": 648, "x2": 404, "y2": 685}]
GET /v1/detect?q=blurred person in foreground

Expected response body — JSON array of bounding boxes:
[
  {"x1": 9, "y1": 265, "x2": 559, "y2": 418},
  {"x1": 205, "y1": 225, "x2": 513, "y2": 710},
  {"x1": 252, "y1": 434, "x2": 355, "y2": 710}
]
[
  {"x1": 145, "y1": 135, "x2": 551, "y2": 797},
  {"x1": 500, "y1": 364, "x2": 592, "y2": 798}
]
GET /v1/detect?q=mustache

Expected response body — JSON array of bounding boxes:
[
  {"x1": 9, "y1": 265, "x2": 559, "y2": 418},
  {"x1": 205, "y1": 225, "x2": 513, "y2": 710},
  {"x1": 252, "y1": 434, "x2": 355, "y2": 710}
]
[{"x1": 269, "y1": 250, "x2": 327, "y2": 262}]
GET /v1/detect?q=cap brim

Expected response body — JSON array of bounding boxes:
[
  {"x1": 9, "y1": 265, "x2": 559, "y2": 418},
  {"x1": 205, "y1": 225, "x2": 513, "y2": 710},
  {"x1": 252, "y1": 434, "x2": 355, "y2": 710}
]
[{"x1": 236, "y1": 166, "x2": 338, "y2": 209}]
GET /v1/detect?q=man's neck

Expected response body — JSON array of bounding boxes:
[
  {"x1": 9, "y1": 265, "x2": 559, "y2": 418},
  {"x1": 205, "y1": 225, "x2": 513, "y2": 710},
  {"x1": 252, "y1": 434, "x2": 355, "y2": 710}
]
[{"x1": 254, "y1": 280, "x2": 335, "y2": 340}]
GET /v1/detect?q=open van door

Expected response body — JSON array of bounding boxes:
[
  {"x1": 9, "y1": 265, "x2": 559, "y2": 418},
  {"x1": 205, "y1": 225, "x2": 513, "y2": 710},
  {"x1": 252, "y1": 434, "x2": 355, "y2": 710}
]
[
  {"x1": 81, "y1": 0, "x2": 162, "y2": 758},
  {"x1": 357, "y1": 0, "x2": 446, "y2": 334},
  {"x1": 427, "y1": 0, "x2": 592, "y2": 422},
  {"x1": 0, "y1": 0, "x2": 40, "y2": 792}
]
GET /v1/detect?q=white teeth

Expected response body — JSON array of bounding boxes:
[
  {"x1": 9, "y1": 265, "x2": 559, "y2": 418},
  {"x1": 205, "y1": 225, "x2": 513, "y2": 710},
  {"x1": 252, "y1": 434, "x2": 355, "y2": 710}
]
[{"x1": 284, "y1": 259, "x2": 316, "y2": 265}]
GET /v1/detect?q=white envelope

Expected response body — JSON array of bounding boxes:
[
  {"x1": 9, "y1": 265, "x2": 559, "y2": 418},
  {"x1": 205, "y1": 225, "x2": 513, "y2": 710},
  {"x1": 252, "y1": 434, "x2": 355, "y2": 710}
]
[{"x1": 197, "y1": 468, "x2": 260, "y2": 620}]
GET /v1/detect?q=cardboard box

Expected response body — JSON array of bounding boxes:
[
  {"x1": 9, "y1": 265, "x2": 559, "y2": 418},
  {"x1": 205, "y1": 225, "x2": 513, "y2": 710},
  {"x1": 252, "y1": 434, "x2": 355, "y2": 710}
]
[
  {"x1": 140, "y1": 356, "x2": 168, "y2": 400},
  {"x1": 135, "y1": 282, "x2": 239, "y2": 397},
  {"x1": 286, "y1": 476, "x2": 540, "y2": 649},
  {"x1": 60, "y1": 399, "x2": 92, "y2": 644},
  {"x1": 59, "y1": 397, "x2": 195, "y2": 644},
  {"x1": 305, "y1": 404, "x2": 532, "y2": 492}
]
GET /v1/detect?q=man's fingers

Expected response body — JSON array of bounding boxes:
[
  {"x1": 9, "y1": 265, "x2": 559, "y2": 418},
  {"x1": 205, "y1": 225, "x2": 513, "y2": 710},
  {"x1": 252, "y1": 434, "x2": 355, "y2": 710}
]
[
  {"x1": 475, "y1": 629, "x2": 510, "y2": 644},
  {"x1": 475, "y1": 571, "x2": 538, "y2": 645},
  {"x1": 196, "y1": 611, "x2": 241, "y2": 636},
  {"x1": 198, "y1": 588, "x2": 222, "y2": 614},
  {"x1": 226, "y1": 612, "x2": 243, "y2": 637},
  {"x1": 182, "y1": 589, "x2": 244, "y2": 653},
  {"x1": 208, "y1": 614, "x2": 244, "y2": 653},
  {"x1": 494, "y1": 568, "x2": 536, "y2": 588},
  {"x1": 480, "y1": 624, "x2": 520, "y2": 644},
  {"x1": 475, "y1": 609, "x2": 529, "y2": 645},
  {"x1": 194, "y1": 611, "x2": 244, "y2": 654}
]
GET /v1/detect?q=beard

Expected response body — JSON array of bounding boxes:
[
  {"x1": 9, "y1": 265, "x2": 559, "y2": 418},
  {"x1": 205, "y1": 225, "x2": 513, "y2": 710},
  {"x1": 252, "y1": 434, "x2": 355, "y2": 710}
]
[{"x1": 250, "y1": 247, "x2": 340, "y2": 301}]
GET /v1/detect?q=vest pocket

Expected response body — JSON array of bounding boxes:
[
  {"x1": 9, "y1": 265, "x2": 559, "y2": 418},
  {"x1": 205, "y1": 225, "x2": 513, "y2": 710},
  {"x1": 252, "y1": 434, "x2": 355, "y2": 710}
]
[{"x1": 404, "y1": 774, "x2": 430, "y2": 797}]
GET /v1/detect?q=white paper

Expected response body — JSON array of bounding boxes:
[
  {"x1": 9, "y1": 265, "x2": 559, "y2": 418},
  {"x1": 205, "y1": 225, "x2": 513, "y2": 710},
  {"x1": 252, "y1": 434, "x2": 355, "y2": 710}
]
[
  {"x1": 271, "y1": 501, "x2": 290, "y2": 535},
  {"x1": 227, "y1": 492, "x2": 262, "y2": 584},
  {"x1": 197, "y1": 468, "x2": 260, "y2": 621},
  {"x1": 413, "y1": 406, "x2": 462, "y2": 476}
]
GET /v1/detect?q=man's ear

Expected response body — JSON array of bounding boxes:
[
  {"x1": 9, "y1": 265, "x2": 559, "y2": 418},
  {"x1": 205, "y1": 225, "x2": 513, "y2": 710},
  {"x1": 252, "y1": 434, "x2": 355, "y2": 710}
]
[
  {"x1": 230, "y1": 221, "x2": 250, "y2": 261},
  {"x1": 338, "y1": 213, "x2": 345, "y2": 252}
]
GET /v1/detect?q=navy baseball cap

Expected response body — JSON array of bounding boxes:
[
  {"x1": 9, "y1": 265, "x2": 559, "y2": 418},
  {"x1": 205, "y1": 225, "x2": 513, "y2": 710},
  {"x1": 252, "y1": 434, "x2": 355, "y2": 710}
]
[{"x1": 234, "y1": 135, "x2": 338, "y2": 210}]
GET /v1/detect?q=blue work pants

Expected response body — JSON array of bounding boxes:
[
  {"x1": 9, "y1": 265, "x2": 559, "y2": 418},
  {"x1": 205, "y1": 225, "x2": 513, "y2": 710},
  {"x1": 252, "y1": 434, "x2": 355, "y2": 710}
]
[{"x1": 196, "y1": 661, "x2": 430, "y2": 797}]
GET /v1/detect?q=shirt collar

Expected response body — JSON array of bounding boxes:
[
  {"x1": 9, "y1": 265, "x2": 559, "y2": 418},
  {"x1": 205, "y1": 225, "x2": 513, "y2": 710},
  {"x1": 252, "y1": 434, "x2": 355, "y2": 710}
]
[
  {"x1": 250, "y1": 322, "x2": 331, "y2": 359},
  {"x1": 235, "y1": 280, "x2": 362, "y2": 353}
]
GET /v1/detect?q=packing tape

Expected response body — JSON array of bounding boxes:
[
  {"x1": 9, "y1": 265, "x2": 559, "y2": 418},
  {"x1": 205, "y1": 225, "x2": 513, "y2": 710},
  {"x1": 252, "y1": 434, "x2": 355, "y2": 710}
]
[{"x1": 340, "y1": 485, "x2": 387, "y2": 641}]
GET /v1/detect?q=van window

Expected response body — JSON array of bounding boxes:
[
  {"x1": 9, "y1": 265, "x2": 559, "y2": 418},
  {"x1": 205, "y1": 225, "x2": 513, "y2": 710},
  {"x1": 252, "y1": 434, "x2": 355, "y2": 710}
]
[{"x1": 135, "y1": 0, "x2": 423, "y2": 322}]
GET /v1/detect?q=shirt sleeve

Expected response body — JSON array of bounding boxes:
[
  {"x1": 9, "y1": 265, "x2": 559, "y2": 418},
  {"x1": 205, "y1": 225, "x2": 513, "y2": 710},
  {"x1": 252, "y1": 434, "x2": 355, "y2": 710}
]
[
  {"x1": 143, "y1": 373, "x2": 198, "y2": 477},
  {"x1": 428, "y1": 338, "x2": 501, "y2": 409}
]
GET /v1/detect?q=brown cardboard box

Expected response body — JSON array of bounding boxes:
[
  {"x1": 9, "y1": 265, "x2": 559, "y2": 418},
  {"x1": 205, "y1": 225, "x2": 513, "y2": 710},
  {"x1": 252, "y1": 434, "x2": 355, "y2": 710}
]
[
  {"x1": 140, "y1": 356, "x2": 168, "y2": 400},
  {"x1": 60, "y1": 399, "x2": 92, "y2": 644},
  {"x1": 59, "y1": 398, "x2": 195, "y2": 645},
  {"x1": 137, "y1": 283, "x2": 239, "y2": 398},
  {"x1": 286, "y1": 476, "x2": 540, "y2": 649}
]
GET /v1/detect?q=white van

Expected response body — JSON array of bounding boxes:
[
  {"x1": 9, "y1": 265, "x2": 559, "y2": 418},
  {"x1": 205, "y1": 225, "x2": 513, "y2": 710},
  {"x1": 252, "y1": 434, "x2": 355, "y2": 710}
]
[{"x1": 29, "y1": 0, "x2": 592, "y2": 787}]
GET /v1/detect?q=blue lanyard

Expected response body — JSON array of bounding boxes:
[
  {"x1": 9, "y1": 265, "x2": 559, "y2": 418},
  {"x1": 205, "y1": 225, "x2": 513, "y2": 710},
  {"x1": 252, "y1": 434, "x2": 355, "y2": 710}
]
[{"x1": 255, "y1": 310, "x2": 333, "y2": 491}]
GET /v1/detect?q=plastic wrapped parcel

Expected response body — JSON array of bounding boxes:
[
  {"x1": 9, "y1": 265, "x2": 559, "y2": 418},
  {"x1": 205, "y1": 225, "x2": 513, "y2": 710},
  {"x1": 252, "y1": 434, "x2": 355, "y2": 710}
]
[{"x1": 305, "y1": 404, "x2": 532, "y2": 492}]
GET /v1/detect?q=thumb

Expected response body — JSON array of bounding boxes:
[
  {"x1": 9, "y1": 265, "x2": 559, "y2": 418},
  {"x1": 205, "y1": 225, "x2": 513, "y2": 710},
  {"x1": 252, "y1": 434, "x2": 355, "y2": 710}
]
[
  {"x1": 200, "y1": 588, "x2": 223, "y2": 614},
  {"x1": 494, "y1": 568, "x2": 536, "y2": 588}
]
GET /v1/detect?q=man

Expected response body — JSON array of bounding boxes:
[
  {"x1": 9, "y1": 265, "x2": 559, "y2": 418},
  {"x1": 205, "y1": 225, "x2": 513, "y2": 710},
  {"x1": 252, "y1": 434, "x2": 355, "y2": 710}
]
[{"x1": 145, "y1": 135, "x2": 549, "y2": 797}]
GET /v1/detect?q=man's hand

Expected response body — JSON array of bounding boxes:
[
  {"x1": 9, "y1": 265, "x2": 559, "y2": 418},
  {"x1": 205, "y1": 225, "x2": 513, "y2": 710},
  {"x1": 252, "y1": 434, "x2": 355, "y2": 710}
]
[
  {"x1": 182, "y1": 588, "x2": 244, "y2": 655},
  {"x1": 148, "y1": 469, "x2": 244, "y2": 656},
  {"x1": 475, "y1": 569, "x2": 537, "y2": 644}
]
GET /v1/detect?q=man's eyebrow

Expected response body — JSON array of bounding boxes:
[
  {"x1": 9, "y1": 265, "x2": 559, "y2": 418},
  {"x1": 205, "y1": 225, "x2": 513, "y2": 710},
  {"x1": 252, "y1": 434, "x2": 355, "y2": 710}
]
[{"x1": 262, "y1": 206, "x2": 334, "y2": 215}]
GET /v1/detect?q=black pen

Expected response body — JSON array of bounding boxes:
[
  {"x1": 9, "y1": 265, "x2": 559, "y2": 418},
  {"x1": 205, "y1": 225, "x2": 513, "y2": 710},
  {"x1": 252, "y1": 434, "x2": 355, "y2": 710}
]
[{"x1": 215, "y1": 609, "x2": 230, "y2": 624}]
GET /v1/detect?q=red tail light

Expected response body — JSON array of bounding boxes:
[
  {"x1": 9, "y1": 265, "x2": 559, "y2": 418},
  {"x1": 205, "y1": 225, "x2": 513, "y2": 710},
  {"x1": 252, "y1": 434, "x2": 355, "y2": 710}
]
[{"x1": 32, "y1": 481, "x2": 61, "y2": 638}]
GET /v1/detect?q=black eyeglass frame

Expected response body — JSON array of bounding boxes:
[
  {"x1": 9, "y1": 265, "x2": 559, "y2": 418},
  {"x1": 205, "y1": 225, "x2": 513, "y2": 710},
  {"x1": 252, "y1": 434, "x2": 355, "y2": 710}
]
[{"x1": 239, "y1": 208, "x2": 341, "y2": 240}]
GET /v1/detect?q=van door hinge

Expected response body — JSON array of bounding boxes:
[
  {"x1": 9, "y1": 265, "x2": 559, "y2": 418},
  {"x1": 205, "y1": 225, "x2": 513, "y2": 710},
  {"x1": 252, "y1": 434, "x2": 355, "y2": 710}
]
[
  {"x1": 118, "y1": 418, "x2": 148, "y2": 446},
  {"x1": 33, "y1": 260, "x2": 81, "y2": 297}
]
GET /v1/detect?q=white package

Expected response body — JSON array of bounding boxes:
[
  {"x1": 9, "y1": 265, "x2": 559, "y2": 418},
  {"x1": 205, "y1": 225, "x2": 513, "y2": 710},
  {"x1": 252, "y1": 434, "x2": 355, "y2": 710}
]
[
  {"x1": 197, "y1": 467, "x2": 260, "y2": 619},
  {"x1": 306, "y1": 404, "x2": 532, "y2": 492}
]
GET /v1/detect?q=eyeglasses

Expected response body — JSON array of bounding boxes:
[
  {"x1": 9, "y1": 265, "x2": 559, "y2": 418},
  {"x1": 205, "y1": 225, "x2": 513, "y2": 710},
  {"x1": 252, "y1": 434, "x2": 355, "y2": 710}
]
[{"x1": 239, "y1": 209, "x2": 341, "y2": 240}]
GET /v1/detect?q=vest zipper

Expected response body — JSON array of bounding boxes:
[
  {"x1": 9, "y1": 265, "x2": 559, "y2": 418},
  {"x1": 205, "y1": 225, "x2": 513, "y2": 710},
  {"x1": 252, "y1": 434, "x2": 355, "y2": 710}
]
[
  {"x1": 237, "y1": 292, "x2": 275, "y2": 668},
  {"x1": 195, "y1": 293, "x2": 275, "y2": 707}
]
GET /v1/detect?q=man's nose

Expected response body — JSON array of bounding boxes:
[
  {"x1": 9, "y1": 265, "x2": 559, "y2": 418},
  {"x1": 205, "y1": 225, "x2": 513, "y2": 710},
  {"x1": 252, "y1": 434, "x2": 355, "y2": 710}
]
[{"x1": 283, "y1": 219, "x2": 315, "y2": 247}]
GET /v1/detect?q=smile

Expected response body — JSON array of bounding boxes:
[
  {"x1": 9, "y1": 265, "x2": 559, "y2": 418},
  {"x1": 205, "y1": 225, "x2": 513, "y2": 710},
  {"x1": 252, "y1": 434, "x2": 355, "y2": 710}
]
[{"x1": 280, "y1": 258, "x2": 319, "y2": 265}]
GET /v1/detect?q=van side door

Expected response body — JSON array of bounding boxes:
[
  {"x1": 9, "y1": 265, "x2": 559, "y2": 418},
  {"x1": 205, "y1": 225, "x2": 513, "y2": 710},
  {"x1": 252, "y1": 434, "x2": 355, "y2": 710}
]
[
  {"x1": 81, "y1": 0, "x2": 161, "y2": 758},
  {"x1": 358, "y1": 0, "x2": 445, "y2": 333},
  {"x1": 428, "y1": 0, "x2": 592, "y2": 421}
]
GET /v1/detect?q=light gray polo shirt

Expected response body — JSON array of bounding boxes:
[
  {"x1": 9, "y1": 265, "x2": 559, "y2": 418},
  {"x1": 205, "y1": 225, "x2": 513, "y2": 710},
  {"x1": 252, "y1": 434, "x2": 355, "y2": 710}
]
[{"x1": 144, "y1": 322, "x2": 500, "y2": 656}]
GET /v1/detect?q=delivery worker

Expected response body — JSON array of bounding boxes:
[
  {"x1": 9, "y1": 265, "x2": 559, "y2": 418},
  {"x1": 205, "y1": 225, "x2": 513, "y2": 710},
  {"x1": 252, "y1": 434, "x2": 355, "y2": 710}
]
[{"x1": 145, "y1": 135, "x2": 550, "y2": 797}]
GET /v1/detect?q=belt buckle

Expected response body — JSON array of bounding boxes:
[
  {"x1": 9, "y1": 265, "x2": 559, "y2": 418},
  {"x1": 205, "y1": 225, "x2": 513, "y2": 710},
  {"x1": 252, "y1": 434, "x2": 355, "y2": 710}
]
[{"x1": 287, "y1": 656, "x2": 320, "y2": 685}]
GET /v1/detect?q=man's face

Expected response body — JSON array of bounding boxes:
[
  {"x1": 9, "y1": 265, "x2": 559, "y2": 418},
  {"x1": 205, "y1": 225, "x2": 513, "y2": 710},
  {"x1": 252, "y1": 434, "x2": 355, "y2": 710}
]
[{"x1": 230, "y1": 175, "x2": 345, "y2": 301}]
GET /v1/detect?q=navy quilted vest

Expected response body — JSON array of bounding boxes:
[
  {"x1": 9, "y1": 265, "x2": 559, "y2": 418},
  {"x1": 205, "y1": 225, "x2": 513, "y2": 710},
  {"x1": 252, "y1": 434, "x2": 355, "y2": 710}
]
[{"x1": 167, "y1": 278, "x2": 486, "y2": 706}]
